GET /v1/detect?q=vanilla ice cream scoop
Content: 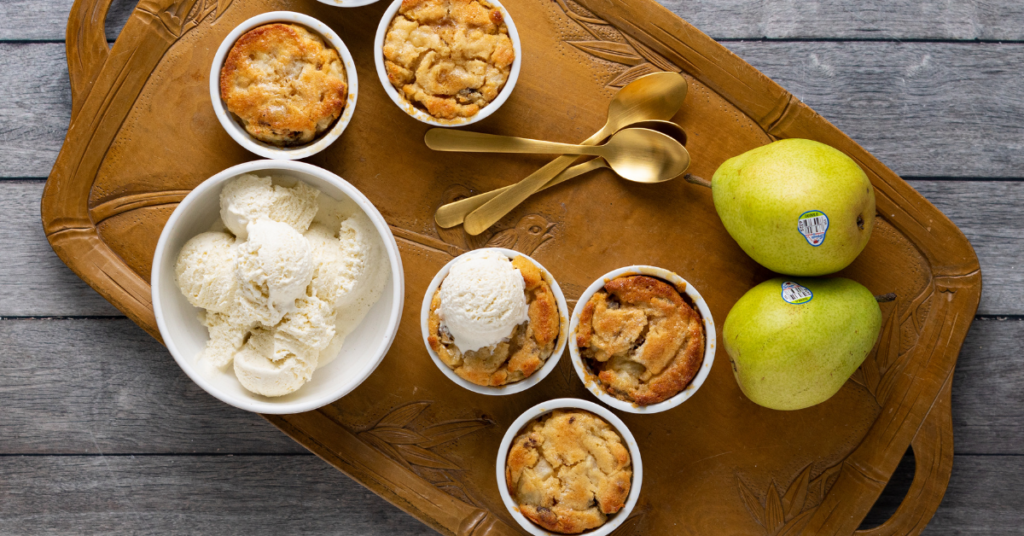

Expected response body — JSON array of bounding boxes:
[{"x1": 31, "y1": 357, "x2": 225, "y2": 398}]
[
  {"x1": 220, "y1": 174, "x2": 319, "y2": 239},
  {"x1": 200, "y1": 311, "x2": 252, "y2": 369},
  {"x1": 234, "y1": 328, "x2": 317, "y2": 397},
  {"x1": 275, "y1": 295, "x2": 337, "y2": 361},
  {"x1": 174, "y1": 231, "x2": 237, "y2": 313},
  {"x1": 438, "y1": 250, "x2": 528, "y2": 353},
  {"x1": 235, "y1": 219, "x2": 314, "y2": 326},
  {"x1": 305, "y1": 201, "x2": 390, "y2": 366}
]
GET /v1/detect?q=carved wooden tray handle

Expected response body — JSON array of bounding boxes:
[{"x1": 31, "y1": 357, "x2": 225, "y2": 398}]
[
  {"x1": 57, "y1": 0, "x2": 955, "y2": 533},
  {"x1": 854, "y1": 380, "x2": 953, "y2": 536}
]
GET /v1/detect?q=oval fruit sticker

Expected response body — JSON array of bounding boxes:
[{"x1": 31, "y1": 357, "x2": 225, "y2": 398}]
[
  {"x1": 797, "y1": 210, "x2": 829, "y2": 246},
  {"x1": 781, "y1": 281, "x2": 813, "y2": 304}
]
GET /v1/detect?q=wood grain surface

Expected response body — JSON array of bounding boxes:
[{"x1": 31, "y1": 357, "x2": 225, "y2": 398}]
[
  {"x1": 1, "y1": 0, "x2": 1020, "y2": 534},
  {"x1": 3, "y1": 42, "x2": 1024, "y2": 179},
  {"x1": 0, "y1": 317, "x2": 1018, "y2": 455},
  {"x1": 5, "y1": 0, "x2": 1024, "y2": 41},
  {"x1": 1, "y1": 453, "x2": 1023, "y2": 535},
  {"x1": 5, "y1": 179, "x2": 1022, "y2": 316}
]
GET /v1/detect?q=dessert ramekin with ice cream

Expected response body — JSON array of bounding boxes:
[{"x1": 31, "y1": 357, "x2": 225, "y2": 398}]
[
  {"x1": 153, "y1": 160, "x2": 403, "y2": 414},
  {"x1": 420, "y1": 248, "x2": 568, "y2": 395}
]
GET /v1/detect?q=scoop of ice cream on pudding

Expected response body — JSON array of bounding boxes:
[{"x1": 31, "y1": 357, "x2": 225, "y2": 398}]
[{"x1": 438, "y1": 250, "x2": 529, "y2": 353}]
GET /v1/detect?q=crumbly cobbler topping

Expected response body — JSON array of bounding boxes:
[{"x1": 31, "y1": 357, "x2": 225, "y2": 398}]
[
  {"x1": 505, "y1": 410, "x2": 632, "y2": 534},
  {"x1": 576, "y1": 275, "x2": 705, "y2": 406},
  {"x1": 382, "y1": 0, "x2": 515, "y2": 120},
  {"x1": 220, "y1": 23, "x2": 348, "y2": 146},
  {"x1": 428, "y1": 256, "x2": 559, "y2": 386}
]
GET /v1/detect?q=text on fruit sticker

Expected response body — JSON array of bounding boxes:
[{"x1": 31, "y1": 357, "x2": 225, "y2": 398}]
[
  {"x1": 781, "y1": 281, "x2": 813, "y2": 304},
  {"x1": 797, "y1": 210, "x2": 829, "y2": 246}
]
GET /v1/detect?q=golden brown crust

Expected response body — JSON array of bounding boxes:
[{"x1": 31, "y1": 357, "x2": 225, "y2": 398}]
[
  {"x1": 220, "y1": 23, "x2": 348, "y2": 146},
  {"x1": 505, "y1": 410, "x2": 632, "y2": 534},
  {"x1": 513, "y1": 255, "x2": 542, "y2": 290},
  {"x1": 428, "y1": 255, "x2": 559, "y2": 386},
  {"x1": 575, "y1": 275, "x2": 705, "y2": 405},
  {"x1": 382, "y1": 0, "x2": 515, "y2": 120}
]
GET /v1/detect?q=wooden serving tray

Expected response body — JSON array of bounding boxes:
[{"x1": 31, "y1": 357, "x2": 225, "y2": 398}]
[{"x1": 44, "y1": 0, "x2": 981, "y2": 533}]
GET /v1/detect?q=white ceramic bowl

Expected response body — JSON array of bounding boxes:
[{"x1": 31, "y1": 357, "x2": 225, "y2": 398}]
[
  {"x1": 152, "y1": 160, "x2": 404, "y2": 414},
  {"x1": 496, "y1": 398, "x2": 643, "y2": 536},
  {"x1": 209, "y1": 12, "x2": 359, "y2": 160},
  {"x1": 569, "y1": 266, "x2": 716, "y2": 414},
  {"x1": 420, "y1": 248, "x2": 568, "y2": 395},
  {"x1": 373, "y1": 0, "x2": 522, "y2": 127}
]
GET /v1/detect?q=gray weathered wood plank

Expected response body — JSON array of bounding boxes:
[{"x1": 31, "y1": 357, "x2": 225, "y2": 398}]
[
  {"x1": 722, "y1": 41, "x2": 1024, "y2": 178},
  {"x1": 0, "y1": 316, "x2": 1018, "y2": 454},
  {"x1": 0, "y1": 453, "x2": 1018, "y2": 534},
  {"x1": 3, "y1": 42, "x2": 1023, "y2": 179},
  {"x1": 0, "y1": 0, "x2": 133, "y2": 41},
  {"x1": 0, "y1": 44, "x2": 72, "y2": 180},
  {"x1": 0, "y1": 455, "x2": 433, "y2": 535},
  {"x1": 666, "y1": 0, "x2": 1024, "y2": 41},
  {"x1": 4, "y1": 0, "x2": 1024, "y2": 42},
  {"x1": 909, "y1": 181, "x2": 1024, "y2": 316},
  {"x1": 0, "y1": 317, "x2": 307, "y2": 454},
  {"x1": 926, "y1": 455, "x2": 1024, "y2": 535},
  {"x1": 0, "y1": 180, "x2": 123, "y2": 317},
  {"x1": 861, "y1": 453, "x2": 1024, "y2": 534},
  {"x1": 949, "y1": 318, "x2": 1024, "y2": 455},
  {"x1": 3, "y1": 179, "x2": 1018, "y2": 316}
]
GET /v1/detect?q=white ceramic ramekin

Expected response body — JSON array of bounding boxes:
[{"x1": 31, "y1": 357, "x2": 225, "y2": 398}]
[
  {"x1": 569, "y1": 266, "x2": 716, "y2": 414},
  {"x1": 373, "y1": 0, "x2": 522, "y2": 127},
  {"x1": 496, "y1": 398, "x2": 643, "y2": 536},
  {"x1": 209, "y1": 12, "x2": 359, "y2": 160},
  {"x1": 420, "y1": 248, "x2": 568, "y2": 395},
  {"x1": 152, "y1": 160, "x2": 404, "y2": 414}
]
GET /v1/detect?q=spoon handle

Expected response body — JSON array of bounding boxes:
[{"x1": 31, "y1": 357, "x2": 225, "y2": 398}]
[
  {"x1": 462, "y1": 156, "x2": 571, "y2": 235},
  {"x1": 434, "y1": 158, "x2": 607, "y2": 228},
  {"x1": 424, "y1": 129, "x2": 604, "y2": 156}
]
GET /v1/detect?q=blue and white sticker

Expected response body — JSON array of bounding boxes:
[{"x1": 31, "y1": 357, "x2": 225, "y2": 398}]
[
  {"x1": 781, "y1": 281, "x2": 813, "y2": 304},
  {"x1": 797, "y1": 210, "x2": 829, "y2": 246}
]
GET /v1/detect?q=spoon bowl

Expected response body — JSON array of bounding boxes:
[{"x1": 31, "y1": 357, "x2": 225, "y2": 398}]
[
  {"x1": 597, "y1": 128, "x2": 690, "y2": 183},
  {"x1": 432, "y1": 120, "x2": 689, "y2": 228},
  {"x1": 461, "y1": 72, "x2": 688, "y2": 235}
]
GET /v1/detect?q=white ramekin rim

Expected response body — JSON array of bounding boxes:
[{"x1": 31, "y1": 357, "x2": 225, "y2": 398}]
[
  {"x1": 151, "y1": 160, "x2": 405, "y2": 414},
  {"x1": 373, "y1": 0, "x2": 522, "y2": 127},
  {"x1": 419, "y1": 248, "x2": 568, "y2": 396},
  {"x1": 209, "y1": 12, "x2": 359, "y2": 160},
  {"x1": 568, "y1": 266, "x2": 717, "y2": 414},
  {"x1": 316, "y1": 0, "x2": 381, "y2": 7},
  {"x1": 496, "y1": 398, "x2": 643, "y2": 536}
]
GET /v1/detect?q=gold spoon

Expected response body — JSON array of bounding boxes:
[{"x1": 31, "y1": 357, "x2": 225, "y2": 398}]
[
  {"x1": 434, "y1": 121, "x2": 687, "y2": 228},
  {"x1": 426, "y1": 127, "x2": 689, "y2": 184},
  {"x1": 446, "y1": 72, "x2": 688, "y2": 236}
]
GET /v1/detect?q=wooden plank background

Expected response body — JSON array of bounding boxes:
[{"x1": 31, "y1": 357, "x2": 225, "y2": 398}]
[{"x1": 1, "y1": 0, "x2": 1022, "y2": 533}]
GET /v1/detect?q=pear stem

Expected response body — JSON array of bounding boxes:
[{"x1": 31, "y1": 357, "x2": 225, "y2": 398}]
[
  {"x1": 684, "y1": 174, "x2": 712, "y2": 188},
  {"x1": 875, "y1": 293, "x2": 897, "y2": 303}
]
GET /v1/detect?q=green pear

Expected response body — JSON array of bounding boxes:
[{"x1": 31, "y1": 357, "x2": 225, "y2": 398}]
[
  {"x1": 712, "y1": 139, "x2": 875, "y2": 276},
  {"x1": 723, "y1": 277, "x2": 882, "y2": 411}
]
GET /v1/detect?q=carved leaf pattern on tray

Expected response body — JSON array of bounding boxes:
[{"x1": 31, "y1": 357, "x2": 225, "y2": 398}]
[
  {"x1": 141, "y1": 0, "x2": 232, "y2": 39},
  {"x1": 359, "y1": 402, "x2": 493, "y2": 504},
  {"x1": 553, "y1": 0, "x2": 680, "y2": 87},
  {"x1": 738, "y1": 463, "x2": 842, "y2": 536},
  {"x1": 850, "y1": 285, "x2": 934, "y2": 407}
]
